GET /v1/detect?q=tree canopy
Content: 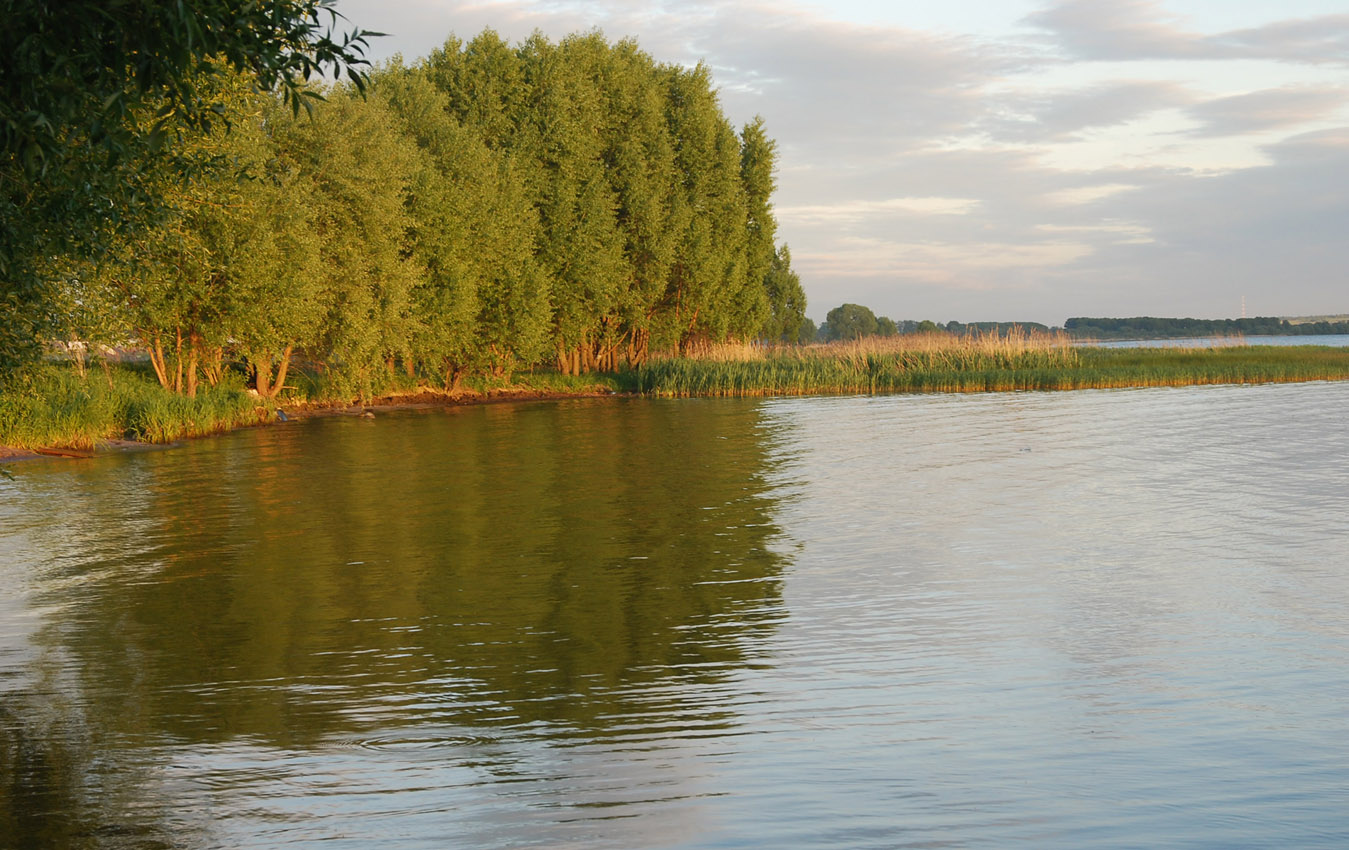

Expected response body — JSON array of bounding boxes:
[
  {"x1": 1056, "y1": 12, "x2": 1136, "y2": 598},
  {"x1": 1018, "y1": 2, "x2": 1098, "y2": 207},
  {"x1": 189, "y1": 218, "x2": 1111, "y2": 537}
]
[
  {"x1": 13, "y1": 29, "x2": 807, "y2": 397},
  {"x1": 0, "y1": 0, "x2": 376, "y2": 379},
  {"x1": 823, "y1": 304, "x2": 879, "y2": 341}
]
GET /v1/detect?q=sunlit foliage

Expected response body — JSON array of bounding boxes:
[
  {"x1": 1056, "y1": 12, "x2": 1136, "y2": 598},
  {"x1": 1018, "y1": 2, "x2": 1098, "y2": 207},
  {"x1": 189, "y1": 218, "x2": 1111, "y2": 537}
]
[{"x1": 26, "y1": 30, "x2": 804, "y2": 399}]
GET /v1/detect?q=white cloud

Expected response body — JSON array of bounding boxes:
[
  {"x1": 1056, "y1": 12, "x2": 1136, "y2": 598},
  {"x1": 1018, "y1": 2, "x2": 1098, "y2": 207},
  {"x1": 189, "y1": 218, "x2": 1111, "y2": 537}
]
[
  {"x1": 1025, "y1": 0, "x2": 1349, "y2": 66},
  {"x1": 1043, "y1": 183, "x2": 1140, "y2": 205},
  {"x1": 979, "y1": 80, "x2": 1194, "y2": 142},
  {"x1": 1036, "y1": 222, "x2": 1154, "y2": 245},
  {"x1": 803, "y1": 236, "x2": 1095, "y2": 281},
  {"x1": 1184, "y1": 86, "x2": 1349, "y2": 136},
  {"x1": 778, "y1": 197, "x2": 983, "y2": 224}
]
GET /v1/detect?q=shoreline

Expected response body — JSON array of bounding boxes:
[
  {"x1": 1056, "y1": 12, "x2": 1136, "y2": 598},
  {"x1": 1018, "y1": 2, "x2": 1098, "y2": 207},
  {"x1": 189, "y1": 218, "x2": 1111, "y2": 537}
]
[
  {"x1": 1, "y1": 385, "x2": 628, "y2": 464},
  {"x1": 7, "y1": 343, "x2": 1349, "y2": 464},
  {"x1": 4, "y1": 374, "x2": 1344, "y2": 464}
]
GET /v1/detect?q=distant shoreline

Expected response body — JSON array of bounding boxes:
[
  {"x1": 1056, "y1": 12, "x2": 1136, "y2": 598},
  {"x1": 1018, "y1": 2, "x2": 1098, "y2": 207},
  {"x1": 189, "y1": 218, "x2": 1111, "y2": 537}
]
[{"x1": 1063, "y1": 316, "x2": 1349, "y2": 339}]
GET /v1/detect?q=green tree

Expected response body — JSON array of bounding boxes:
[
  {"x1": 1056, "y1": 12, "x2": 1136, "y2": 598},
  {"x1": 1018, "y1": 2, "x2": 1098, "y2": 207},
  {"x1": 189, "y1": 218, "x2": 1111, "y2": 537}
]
[
  {"x1": 424, "y1": 30, "x2": 528, "y2": 151},
  {"x1": 517, "y1": 33, "x2": 627, "y2": 374},
  {"x1": 0, "y1": 0, "x2": 375, "y2": 379},
  {"x1": 271, "y1": 87, "x2": 422, "y2": 399},
  {"x1": 761, "y1": 246, "x2": 807, "y2": 342},
  {"x1": 84, "y1": 70, "x2": 290, "y2": 397},
  {"x1": 825, "y1": 303, "x2": 879, "y2": 340},
  {"x1": 596, "y1": 39, "x2": 681, "y2": 368},
  {"x1": 735, "y1": 117, "x2": 777, "y2": 341},
  {"x1": 797, "y1": 317, "x2": 818, "y2": 345},
  {"x1": 662, "y1": 64, "x2": 749, "y2": 351},
  {"x1": 223, "y1": 120, "x2": 326, "y2": 399},
  {"x1": 374, "y1": 65, "x2": 488, "y2": 388}
]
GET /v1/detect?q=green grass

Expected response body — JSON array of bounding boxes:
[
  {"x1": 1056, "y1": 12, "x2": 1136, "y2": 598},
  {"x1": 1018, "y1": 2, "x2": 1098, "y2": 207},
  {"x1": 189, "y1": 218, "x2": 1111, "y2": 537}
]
[
  {"x1": 635, "y1": 342, "x2": 1349, "y2": 397},
  {"x1": 0, "y1": 364, "x2": 269, "y2": 450}
]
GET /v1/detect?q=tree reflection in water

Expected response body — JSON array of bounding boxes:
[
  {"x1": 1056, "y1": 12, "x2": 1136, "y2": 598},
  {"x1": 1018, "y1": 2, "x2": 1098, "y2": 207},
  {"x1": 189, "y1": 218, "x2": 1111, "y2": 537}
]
[{"x1": 1, "y1": 398, "x2": 790, "y2": 844}]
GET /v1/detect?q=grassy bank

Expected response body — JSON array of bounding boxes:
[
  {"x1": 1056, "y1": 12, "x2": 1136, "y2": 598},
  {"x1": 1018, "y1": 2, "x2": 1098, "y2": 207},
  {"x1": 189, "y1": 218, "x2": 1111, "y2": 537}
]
[
  {"x1": 0, "y1": 364, "x2": 271, "y2": 451},
  {"x1": 634, "y1": 334, "x2": 1349, "y2": 396},
  {"x1": 0, "y1": 362, "x2": 625, "y2": 452}
]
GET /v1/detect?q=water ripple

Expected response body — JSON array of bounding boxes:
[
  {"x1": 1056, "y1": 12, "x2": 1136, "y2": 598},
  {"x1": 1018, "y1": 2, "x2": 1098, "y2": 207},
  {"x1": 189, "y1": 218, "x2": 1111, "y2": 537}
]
[{"x1": 2, "y1": 386, "x2": 1348, "y2": 847}]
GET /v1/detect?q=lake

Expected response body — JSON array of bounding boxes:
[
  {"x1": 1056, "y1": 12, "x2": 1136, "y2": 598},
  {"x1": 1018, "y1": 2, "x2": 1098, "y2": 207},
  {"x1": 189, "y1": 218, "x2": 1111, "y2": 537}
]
[{"x1": 3, "y1": 382, "x2": 1348, "y2": 848}]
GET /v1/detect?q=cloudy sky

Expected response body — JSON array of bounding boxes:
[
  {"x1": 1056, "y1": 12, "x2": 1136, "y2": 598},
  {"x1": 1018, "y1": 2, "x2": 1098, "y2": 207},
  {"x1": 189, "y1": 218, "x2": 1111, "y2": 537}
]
[{"x1": 337, "y1": 0, "x2": 1349, "y2": 325}]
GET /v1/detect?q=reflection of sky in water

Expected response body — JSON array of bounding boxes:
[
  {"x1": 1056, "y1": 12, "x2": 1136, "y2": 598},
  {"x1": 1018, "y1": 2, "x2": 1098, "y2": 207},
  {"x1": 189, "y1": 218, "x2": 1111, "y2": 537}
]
[
  {"x1": 3, "y1": 383, "x2": 1349, "y2": 847},
  {"x1": 750, "y1": 382, "x2": 1349, "y2": 847}
]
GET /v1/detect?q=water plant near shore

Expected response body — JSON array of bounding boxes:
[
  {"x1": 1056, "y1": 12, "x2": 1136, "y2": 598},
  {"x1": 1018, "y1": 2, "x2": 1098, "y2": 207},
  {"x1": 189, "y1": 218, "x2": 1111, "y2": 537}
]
[{"x1": 635, "y1": 333, "x2": 1349, "y2": 396}]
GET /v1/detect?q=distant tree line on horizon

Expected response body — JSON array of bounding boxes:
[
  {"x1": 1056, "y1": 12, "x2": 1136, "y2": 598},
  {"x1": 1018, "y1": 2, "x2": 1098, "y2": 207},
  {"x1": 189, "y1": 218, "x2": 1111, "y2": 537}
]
[
  {"x1": 806, "y1": 303, "x2": 1052, "y2": 342},
  {"x1": 1064, "y1": 316, "x2": 1349, "y2": 339},
  {"x1": 5, "y1": 29, "x2": 809, "y2": 397},
  {"x1": 807, "y1": 309, "x2": 1349, "y2": 343}
]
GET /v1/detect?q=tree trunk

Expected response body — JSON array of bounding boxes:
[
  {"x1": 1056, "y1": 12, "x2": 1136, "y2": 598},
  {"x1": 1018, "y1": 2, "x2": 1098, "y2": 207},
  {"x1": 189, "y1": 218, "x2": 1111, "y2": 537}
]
[
  {"x1": 254, "y1": 353, "x2": 273, "y2": 398},
  {"x1": 173, "y1": 327, "x2": 182, "y2": 394},
  {"x1": 149, "y1": 334, "x2": 170, "y2": 390},
  {"x1": 202, "y1": 346, "x2": 224, "y2": 386},
  {"x1": 185, "y1": 346, "x2": 198, "y2": 398},
  {"x1": 444, "y1": 360, "x2": 463, "y2": 393},
  {"x1": 268, "y1": 346, "x2": 294, "y2": 399}
]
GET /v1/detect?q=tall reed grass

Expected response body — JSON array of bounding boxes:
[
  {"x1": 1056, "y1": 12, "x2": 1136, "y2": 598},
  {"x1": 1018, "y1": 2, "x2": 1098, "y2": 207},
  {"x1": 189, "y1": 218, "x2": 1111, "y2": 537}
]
[{"x1": 636, "y1": 332, "x2": 1349, "y2": 397}]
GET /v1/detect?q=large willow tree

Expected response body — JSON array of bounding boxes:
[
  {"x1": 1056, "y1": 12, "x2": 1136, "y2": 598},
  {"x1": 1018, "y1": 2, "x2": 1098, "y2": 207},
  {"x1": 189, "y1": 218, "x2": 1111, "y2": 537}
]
[{"x1": 417, "y1": 30, "x2": 804, "y2": 371}]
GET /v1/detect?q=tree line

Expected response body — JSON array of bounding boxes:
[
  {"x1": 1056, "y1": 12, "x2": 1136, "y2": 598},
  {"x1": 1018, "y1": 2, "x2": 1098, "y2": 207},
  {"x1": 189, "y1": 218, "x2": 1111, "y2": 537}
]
[
  {"x1": 1064, "y1": 316, "x2": 1349, "y2": 339},
  {"x1": 7, "y1": 29, "x2": 808, "y2": 398},
  {"x1": 811, "y1": 303, "x2": 1051, "y2": 341}
]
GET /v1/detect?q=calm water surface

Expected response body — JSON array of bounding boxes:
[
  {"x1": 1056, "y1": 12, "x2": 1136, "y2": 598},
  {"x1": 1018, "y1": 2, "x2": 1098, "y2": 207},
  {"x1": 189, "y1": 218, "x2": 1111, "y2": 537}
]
[
  {"x1": 1090, "y1": 334, "x2": 1349, "y2": 347},
  {"x1": 3, "y1": 383, "x2": 1348, "y2": 848}
]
